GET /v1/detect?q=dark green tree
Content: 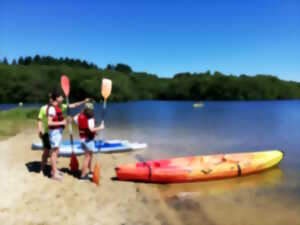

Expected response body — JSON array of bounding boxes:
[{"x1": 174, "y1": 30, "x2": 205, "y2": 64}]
[
  {"x1": 105, "y1": 64, "x2": 114, "y2": 70},
  {"x1": 115, "y1": 63, "x2": 132, "y2": 74},
  {"x1": 2, "y1": 57, "x2": 9, "y2": 65},
  {"x1": 24, "y1": 56, "x2": 33, "y2": 65},
  {"x1": 33, "y1": 55, "x2": 41, "y2": 64},
  {"x1": 18, "y1": 57, "x2": 24, "y2": 65}
]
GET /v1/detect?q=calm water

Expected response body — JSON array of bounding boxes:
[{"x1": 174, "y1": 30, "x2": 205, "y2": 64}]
[
  {"x1": 2, "y1": 101, "x2": 300, "y2": 224},
  {"x1": 100, "y1": 100, "x2": 300, "y2": 225}
]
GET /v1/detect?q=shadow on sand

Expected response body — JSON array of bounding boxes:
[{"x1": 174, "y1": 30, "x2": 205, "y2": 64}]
[{"x1": 25, "y1": 161, "x2": 82, "y2": 178}]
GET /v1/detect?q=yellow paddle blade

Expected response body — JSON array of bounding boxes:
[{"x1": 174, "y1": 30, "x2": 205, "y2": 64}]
[
  {"x1": 92, "y1": 162, "x2": 101, "y2": 186},
  {"x1": 101, "y1": 78, "x2": 112, "y2": 100}
]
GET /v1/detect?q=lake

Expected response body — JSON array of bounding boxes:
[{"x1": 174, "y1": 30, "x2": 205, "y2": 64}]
[{"x1": 98, "y1": 100, "x2": 300, "y2": 225}]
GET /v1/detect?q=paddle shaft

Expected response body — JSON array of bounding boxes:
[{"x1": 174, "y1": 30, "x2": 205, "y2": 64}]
[
  {"x1": 93, "y1": 79, "x2": 111, "y2": 185},
  {"x1": 93, "y1": 98, "x2": 107, "y2": 185},
  {"x1": 98, "y1": 99, "x2": 107, "y2": 147},
  {"x1": 102, "y1": 99, "x2": 107, "y2": 123},
  {"x1": 65, "y1": 96, "x2": 74, "y2": 151}
]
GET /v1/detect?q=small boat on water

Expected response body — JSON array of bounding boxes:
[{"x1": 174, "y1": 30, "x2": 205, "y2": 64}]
[{"x1": 193, "y1": 102, "x2": 204, "y2": 108}]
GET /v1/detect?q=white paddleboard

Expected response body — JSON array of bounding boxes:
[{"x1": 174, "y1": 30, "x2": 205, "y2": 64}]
[{"x1": 31, "y1": 139, "x2": 147, "y2": 156}]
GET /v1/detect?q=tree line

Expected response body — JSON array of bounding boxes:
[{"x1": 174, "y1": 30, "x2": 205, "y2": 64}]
[{"x1": 0, "y1": 55, "x2": 300, "y2": 103}]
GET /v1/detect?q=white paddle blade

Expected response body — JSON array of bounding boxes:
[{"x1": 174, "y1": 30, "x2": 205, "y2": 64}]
[{"x1": 101, "y1": 78, "x2": 112, "y2": 99}]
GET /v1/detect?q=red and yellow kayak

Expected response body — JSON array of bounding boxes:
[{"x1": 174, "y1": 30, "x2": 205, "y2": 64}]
[{"x1": 115, "y1": 150, "x2": 284, "y2": 183}]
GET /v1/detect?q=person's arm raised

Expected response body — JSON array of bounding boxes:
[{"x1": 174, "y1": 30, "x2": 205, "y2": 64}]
[{"x1": 69, "y1": 98, "x2": 90, "y2": 109}]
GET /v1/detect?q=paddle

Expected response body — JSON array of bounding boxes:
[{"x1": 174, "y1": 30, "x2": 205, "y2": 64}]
[
  {"x1": 92, "y1": 78, "x2": 112, "y2": 185},
  {"x1": 61, "y1": 75, "x2": 79, "y2": 174}
]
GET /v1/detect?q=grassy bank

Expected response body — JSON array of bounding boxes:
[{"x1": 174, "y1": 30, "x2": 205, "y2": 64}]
[{"x1": 0, "y1": 107, "x2": 38, "y2": 140}]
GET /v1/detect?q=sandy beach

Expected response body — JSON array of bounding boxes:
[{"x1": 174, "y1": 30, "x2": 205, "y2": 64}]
[{"x1": 0, "y1": 128, "x2": 181, "y2": 225}]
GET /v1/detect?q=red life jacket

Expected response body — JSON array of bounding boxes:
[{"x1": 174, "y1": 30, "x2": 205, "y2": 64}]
[
  {"x1": 47, "y1": 104, "x2": 65, "y2": 129},
  {"x1": 78, "y1": 112, "x2": 96, "y2": 140}
]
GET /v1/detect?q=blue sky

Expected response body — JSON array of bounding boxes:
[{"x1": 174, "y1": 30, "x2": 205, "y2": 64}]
[{"x1": 0, "y1": 0, "x2": 299, "y2": 80}]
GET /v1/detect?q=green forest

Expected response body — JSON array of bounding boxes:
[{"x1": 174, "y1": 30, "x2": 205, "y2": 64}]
[{"x1": 1, "y1": 55, "x2": 300, "y2": 103}]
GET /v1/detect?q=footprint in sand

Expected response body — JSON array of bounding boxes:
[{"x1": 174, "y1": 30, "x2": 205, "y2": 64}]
[{"x1": 0, "y1": 208, "x2": 9, "y2": 213}]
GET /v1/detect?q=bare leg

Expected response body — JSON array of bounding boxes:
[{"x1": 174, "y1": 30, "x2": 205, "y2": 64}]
[
  {"x1": 50, "y1": 148, "x2": 59, "y2": 178},
  {"x1": 81, "y1": 151, "x2": 92, "y2": 177},
  {"x1": 41, "y1": 149, "x2": 49, "y2": 173},
  {"x1": 88, "y1": 154, "x2": 93, "y2": 173}
]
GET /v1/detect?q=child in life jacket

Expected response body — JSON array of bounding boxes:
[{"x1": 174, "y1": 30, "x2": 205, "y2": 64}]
[
  {"x1": 73, "y1": 103, "x2": 105, "y2": 180},
  {"x1": 47, "y1": 91, "x2": 67, "y2": 180},
  {"x1": 38, "y1": 92, "x2": 89, "y2": 176}
]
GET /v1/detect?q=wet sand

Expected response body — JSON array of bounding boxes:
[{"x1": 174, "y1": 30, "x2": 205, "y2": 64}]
[
  {"x1": 158, "y1": 168, "x2": 300, "y2": 225},
  {"x1": 0, "y1": 129, "x2": 181, "y2": 225}
]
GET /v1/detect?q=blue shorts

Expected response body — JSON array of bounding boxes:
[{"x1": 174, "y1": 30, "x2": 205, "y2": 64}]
[
  {"x1": 81, "y1": 139, "x2": 97, "y2": 153},
  {"x1": 49, "y1": 128, "x2": 63, "y2": 150}
]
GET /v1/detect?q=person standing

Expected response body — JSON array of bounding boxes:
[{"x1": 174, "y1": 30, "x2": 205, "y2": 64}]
[
  {"x1": 73, "y1": 103, "x2": 105, "y2": 180},
  {"x1": 38, "y1": 90, "x2": 89, "y2": 178}
]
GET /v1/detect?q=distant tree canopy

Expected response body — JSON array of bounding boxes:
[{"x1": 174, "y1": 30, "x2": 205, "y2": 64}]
[
  {"x1": 115, "y1": 63, "x2": 132, "y2": 74},
  {"x1": 16, "y1": 55, "x2": 98, "y2": 69},
  {"x1": 0, "y1": 55, "x2": 300, "y2": 103}
]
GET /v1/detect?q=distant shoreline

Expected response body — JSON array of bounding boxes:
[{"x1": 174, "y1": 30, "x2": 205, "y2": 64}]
[
  {"x1": 1, "y1": 56, "x2": 300, "y2": 102},
  {"x1": 1, "y1": 99, "x2": 300, "y2": 107}
]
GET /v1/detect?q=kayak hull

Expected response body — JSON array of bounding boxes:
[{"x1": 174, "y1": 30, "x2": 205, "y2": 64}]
[{"x1": 115, "y1": 150, "x2": 284, "y2": 183}]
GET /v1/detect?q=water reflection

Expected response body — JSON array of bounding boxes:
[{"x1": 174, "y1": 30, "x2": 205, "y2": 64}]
[
  {"x1": 159, "y1": 167, "x2": 300, "y2": 225},
  {"x1": 159, "y1": 167, "x2": 283, "y2": 198}
]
